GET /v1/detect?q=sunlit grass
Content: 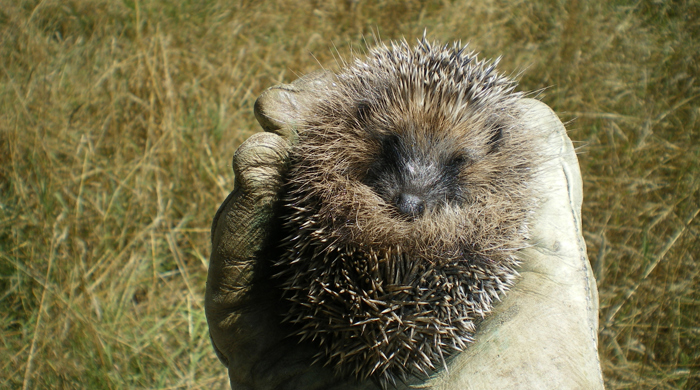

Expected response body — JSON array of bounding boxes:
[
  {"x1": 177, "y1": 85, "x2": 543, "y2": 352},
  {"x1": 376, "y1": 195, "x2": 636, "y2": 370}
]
[{"x1": 1, "y1": 0, "x2": 698, "y2": 388}]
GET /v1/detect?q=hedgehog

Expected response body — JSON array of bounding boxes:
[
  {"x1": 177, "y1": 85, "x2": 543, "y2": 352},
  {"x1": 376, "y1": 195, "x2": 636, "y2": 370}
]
[{"x1": 274, "y1": 38, "x2": 541, "y2": 388}]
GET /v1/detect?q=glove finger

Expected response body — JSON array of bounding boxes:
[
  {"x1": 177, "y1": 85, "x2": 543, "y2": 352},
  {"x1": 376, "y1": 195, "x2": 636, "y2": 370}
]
[
  {"x1": 232, "y1": 131, "x2": 291, "y2": 195},
  {"x1": 254, "y1": 70, "x2": 337, "y2": 141},
  {"x1": 206, "y1": 131, "x2": 290, "y2": 377}
]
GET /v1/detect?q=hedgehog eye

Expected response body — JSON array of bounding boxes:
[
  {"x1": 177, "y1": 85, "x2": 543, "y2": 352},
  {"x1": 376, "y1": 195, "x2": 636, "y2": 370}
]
[
  {"x1": 488, "y1": 125, "x2": 504, "y2": 151},
  {"x1": 447, "y1": 152, "x2": 474, "y2": 168},
  {"x1": 449, "y1": 155, "x2": 467, "y2": 166}
]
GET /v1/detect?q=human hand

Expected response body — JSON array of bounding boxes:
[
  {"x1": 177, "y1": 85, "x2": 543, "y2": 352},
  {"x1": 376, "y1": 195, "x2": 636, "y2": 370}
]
[{"x1": 205, "y1": 71, "x2": 604, "y2": 389}]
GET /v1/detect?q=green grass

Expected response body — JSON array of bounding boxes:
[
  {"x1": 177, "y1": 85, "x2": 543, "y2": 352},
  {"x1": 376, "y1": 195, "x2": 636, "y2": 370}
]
[{"x1": 1, "y1": 0, "x2": 698, "y2": 388}]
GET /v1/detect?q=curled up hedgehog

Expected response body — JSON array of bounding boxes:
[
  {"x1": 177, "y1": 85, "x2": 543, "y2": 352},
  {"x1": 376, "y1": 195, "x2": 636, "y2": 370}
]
[{"x1": 272, "y1": 38, "x2": 542, "y2": 388}]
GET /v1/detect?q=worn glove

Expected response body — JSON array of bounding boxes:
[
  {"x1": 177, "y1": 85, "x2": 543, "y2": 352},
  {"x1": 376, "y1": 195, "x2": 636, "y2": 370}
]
[{"x1": 205, "y1": 71, "x2": 605, "y2": 389}]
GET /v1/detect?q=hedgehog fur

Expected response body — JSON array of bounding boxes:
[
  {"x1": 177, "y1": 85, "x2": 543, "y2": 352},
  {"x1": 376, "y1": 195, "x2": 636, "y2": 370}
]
[{"x1": 275, "y1": 38, "x2": 541, "y2": 388}]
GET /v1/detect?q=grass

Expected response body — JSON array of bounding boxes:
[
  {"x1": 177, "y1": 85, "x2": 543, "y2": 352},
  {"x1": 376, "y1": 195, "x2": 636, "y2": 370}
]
[{"x1": 1, "y1": 0, "x2": 698, "y2": 388}]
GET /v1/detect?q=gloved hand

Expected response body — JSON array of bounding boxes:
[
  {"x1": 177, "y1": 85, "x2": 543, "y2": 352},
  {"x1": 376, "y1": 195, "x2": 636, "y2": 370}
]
[{"x1": 205, "y1": 71, "x2": 605, "y2": 390}]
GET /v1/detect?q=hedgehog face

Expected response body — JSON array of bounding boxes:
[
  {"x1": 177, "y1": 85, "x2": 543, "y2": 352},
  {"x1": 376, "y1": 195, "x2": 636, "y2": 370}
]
[
  {"x1": 356, "y1": 104, "x2": 506, "y2": 221},
  {"x1": 362, "y1": 131, "x2": 468, "y2": 218}
]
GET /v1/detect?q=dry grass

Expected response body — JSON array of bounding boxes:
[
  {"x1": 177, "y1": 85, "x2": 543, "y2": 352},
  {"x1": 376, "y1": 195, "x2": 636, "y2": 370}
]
[{"x1": 0, "y1": 0, "x2": 698, "y2": 389}]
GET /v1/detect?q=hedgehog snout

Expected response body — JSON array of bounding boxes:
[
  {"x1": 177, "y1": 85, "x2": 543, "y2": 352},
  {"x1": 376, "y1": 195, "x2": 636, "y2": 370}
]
[
  {"x1": 364, "y1": 158, "x2": 454, "y2": 219},
  {"x1": 395, "y1": 192, "x2": 425, "y2": 217}
]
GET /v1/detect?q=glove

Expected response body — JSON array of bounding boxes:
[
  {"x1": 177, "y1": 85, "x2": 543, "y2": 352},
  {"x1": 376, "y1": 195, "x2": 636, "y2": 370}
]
[{"x1": 205, "y1": 71, "x2": 605, "y2": 389}]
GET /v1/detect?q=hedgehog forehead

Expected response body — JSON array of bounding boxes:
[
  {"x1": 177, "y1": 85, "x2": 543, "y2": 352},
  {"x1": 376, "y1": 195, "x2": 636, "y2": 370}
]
[
  {"x1": 347, "y1": 99, "x2": 497, "y2": 162},
  {"x1": 338, "y1": 41, "x2": 518, "y2": 133}
]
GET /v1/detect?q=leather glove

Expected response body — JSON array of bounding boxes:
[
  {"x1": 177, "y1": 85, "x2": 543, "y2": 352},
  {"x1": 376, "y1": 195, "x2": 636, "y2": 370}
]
[{"x1": 205, "y1": 71, "x2": 605, "y2": 390}]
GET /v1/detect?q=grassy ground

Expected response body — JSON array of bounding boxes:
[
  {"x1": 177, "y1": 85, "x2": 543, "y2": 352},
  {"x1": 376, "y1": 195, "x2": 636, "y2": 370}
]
[{"x1": 1, "y1": 0, "x2": 698, "y2": 388}]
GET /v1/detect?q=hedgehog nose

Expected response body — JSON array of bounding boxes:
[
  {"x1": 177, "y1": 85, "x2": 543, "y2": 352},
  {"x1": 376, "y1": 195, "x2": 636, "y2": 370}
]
[{"x1": 396, "y1": 193, "x2": 425, "y2": 218}]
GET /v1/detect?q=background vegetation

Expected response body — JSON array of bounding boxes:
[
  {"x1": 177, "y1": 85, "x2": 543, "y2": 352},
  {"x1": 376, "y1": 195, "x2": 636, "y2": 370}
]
[{"x1": 1, "y1": 0, "x2": 698, "y2": 388}]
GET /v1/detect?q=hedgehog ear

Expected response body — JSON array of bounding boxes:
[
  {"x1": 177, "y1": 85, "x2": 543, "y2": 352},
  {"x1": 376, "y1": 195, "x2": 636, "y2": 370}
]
[
  {"x1": 254, "y1": 71, "x2": 338, "y2": 141},
  {"x1": 487, "y1": 124, "x2": 504, "y2": 152}
]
